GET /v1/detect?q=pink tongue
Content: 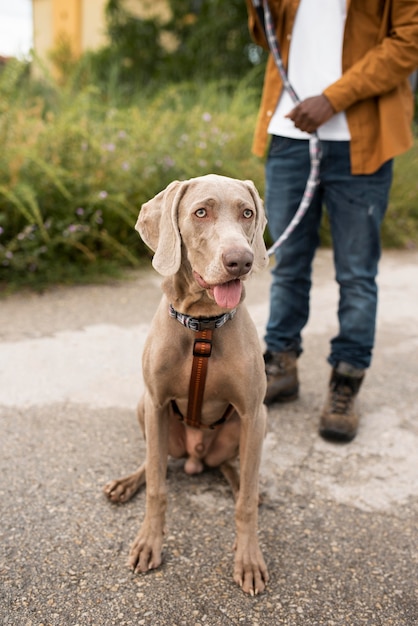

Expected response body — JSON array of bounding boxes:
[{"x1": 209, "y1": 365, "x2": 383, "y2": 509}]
[{"x1": 213, "y1": 280, "x2": 242, "y2": 309}]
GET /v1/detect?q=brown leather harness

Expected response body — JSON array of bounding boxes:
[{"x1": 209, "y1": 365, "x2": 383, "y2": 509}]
[{"x1": 169, "y1": 304, "x2": 237, "y2": 430}]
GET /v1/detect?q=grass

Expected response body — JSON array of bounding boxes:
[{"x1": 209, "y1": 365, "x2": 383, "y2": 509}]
[
  {"x1": 0, "y1": 58, "x2": 417, "y2": 292},
  {"x1": 382, "y1": 137, "x2": 418, "y2": 248}
]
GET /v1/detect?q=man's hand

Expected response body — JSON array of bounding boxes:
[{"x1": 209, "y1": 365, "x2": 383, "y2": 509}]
[{"x1": 286, "y1": 94, "x2": 335, "y2": 133}]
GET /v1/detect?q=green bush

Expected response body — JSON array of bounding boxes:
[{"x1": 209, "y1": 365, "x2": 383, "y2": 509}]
[
  {"x1": 93, "y1": 0, "x2": 265, "y2": 92},
  {"x1": 382, "y1": 137, "x2": 418, "y2": 248},
  {"x1": 0, "y1": 62, "x2": 264, "y2": 290}
]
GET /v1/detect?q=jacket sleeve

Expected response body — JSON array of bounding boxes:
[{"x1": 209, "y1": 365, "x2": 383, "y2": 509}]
[{"x1": 325, "y1": 0, "x2": 418, "y2": 112}]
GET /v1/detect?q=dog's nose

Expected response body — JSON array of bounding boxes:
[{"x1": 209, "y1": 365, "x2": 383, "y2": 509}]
[{"x1": 222, "y1": 248, "x2": 254, "y2": 277}]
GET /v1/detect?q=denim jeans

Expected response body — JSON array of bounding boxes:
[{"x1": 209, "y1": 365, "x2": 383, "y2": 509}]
[{"x1": 264, "y1": 136, "x2": 393, "y2": 370}]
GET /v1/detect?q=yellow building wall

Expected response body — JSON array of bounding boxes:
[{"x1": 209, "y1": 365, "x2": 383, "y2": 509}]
[
  {"x1": 81, "y1": 0, "x2": 108, "y2": 51},
  {"x1": 32, "y1": 0, "x2": 169, "y2": 70},
  {"x1": 32, "y1": 0, "x2": 54, "y2": 63},
  {"x1": 32, "y1": 0, "x2": 107, "y2": 66},
  {"x1": 52, "y1": 0, "x2": 81, "y2": 55}
]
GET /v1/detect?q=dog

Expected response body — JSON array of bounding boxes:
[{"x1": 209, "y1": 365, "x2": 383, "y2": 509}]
[{"x1": 104, "y1": 174, "x2": 269, "y2": 595}]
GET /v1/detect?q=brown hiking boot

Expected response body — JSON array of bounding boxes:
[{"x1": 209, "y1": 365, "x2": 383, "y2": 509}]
[
  {"x1": 319, "y1": 363, "x2": 365, "y2": 442},
  {"x1": 263, "y1": 350, "x2": 299, "y2": 405}
]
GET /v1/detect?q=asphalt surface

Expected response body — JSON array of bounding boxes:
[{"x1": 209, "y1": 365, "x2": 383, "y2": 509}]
[{"x1": 0, "y1": 249, "x2": 417, "y2": 626}]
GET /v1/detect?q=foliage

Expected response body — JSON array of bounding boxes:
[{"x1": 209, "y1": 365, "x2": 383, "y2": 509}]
[
  {"x1": 87, "y1": 0, "x2": 167, "y2": 96},
  {"x1": 0, "y1": 52, "x2": 417, "y2": 292},
  {"x1": 382, "y1": 134, "x2": 418, "y2": 248},
  {"x1": 81, "y1": 0, "x2": 266, "y2": 96},
  {"x1": 0, "y1": 61, "x2": 264, "y2": 290},
  {"x1": 163, "y1": 0, "x2": 264, "y2": 82}
]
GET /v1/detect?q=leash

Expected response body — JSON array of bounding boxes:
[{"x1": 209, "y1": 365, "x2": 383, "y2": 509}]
[{"x1": 253, "y1": 0, "x2": 321, "y2": 257}]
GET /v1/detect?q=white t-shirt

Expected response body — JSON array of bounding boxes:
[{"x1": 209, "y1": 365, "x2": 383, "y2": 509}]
[{"x1": 268, "y1": 0, "x2": 351, "y2": 140}]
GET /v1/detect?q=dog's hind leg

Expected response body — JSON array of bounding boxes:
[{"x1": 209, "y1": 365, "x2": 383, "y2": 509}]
[
  {"x1": 103, "y1": 462, "x2": 146, "y2": 504},
  {"x1": 103, "y1": 398, "x2": 147, "y2": 504}
]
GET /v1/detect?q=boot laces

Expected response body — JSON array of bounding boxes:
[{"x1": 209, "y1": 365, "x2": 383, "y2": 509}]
[
  {"x1": 330, "y1": 382, "x2": 355, "y2": 415},
  {"x1": 264, "y1": 351, "x2": 292, "y2": 376},
  {"x1": 265, "y1": 360, "x2": 285, "y2": 376}
]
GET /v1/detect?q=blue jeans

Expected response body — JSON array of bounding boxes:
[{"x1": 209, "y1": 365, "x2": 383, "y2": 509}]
[{"x1": 264, "y1": 136, "x2": 393, "y2": 370}]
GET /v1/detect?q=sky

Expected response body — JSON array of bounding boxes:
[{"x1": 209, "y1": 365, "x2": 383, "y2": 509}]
[{"x1": 0, "y1": 0, "x2": 33, "y2": 58}]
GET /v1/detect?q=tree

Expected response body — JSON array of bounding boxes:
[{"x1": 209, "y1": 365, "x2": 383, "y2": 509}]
[{"x1": 95, "y1": 0, "x2": 265, "y2": 91}]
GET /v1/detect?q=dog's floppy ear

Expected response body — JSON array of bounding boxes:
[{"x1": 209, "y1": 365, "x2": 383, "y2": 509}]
[
  {"x1": 136, "y1": 180, "x2": 187, "y2": 276},
  {"x1": 244, "y1": 180, "x2": 268, "y2": 272}
]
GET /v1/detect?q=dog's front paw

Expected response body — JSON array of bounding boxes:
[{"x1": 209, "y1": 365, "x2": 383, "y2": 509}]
[
  {"x1": 129, "y1": 524, "x2": 164, "y2": 573},
  {"x1": 233, "y1": 540, "x2": 269, "y2": 595}
]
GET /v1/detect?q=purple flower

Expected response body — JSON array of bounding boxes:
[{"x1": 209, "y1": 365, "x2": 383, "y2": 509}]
[
  {"x1": 99, "y1": 191, "x2": 108, "y2": 199},
  {"x1": 121, "y1": 161, "x2": 130, "y2": 171},
  {"x1": 0, "y1": 227, "x2": 3, "y2": 235},
  {"x1": 162, "y1": 156, "x2": 175, "y2": 169},
  {"x1": 76, "y1": 207, "x2": 84, "y2": 216},
  {"x1": 202, "y1": 112, "x2": 212, "y2": 122}
]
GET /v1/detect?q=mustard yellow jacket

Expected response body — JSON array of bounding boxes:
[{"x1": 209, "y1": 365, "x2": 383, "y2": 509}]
[{"x1": 247, "y1": 0, "x2": 418, "y2": 174}]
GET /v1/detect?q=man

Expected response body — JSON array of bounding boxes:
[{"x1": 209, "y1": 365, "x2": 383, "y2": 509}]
[{"x1": 246, "y1": 0, "x2": 418, "y2": 441}]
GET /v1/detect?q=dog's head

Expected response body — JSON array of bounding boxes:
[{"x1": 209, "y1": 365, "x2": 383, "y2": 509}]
[{"x1": 136, "y1": 174, "x2": 268, "y2": 309}]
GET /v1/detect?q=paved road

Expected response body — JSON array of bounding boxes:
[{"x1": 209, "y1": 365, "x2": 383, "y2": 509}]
[{"x1": 0, "y1": 249, "x2": 417, "y2": 625}]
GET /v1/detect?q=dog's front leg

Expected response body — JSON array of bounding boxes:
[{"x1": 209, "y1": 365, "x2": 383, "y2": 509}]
[
  {"x1": 129, "y1": 397, "x2": 169, "y2": 573},
  {"x1": 233, "y1": 407, "x2": 268, "y2": 595}
]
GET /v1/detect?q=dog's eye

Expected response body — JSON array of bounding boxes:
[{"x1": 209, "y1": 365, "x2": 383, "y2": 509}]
[
  {"x1": 243, "y1": 209, "x2": 254, "y2": 219},
  {"x1": 195, "y1": 208, "x2": 207, "y2": 218}
]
